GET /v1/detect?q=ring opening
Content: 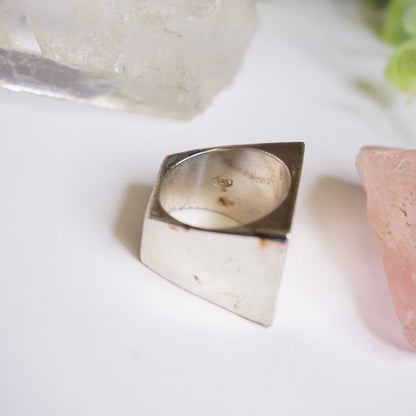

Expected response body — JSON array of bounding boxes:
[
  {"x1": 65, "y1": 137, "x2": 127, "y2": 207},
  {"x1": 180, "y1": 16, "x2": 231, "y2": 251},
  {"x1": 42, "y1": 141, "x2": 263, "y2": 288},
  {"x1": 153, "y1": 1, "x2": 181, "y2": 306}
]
[{"x1": 159, "y1": 148, "x2": 291, "y2": 230}]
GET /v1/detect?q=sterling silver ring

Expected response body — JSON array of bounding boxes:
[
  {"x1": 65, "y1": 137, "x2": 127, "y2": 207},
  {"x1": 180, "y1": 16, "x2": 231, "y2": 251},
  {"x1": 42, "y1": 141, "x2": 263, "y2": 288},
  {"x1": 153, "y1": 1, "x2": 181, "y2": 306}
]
[{"x1": 140, "y1": 142, "x2": 304, "y2": 325}]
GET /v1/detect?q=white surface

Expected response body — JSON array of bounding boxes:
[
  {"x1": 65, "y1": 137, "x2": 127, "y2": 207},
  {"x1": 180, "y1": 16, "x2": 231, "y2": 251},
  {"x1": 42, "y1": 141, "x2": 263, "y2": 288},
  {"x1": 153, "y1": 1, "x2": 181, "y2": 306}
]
[{"x1": 1, "y1": 1, "x2": 416, "y2": 415}]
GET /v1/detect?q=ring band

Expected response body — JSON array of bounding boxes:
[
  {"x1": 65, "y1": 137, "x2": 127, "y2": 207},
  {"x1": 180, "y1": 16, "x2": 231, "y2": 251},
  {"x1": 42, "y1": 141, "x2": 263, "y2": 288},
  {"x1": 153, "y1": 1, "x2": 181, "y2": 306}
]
[{"x1": 140, "y1": 142, "x2": 304, "y2": 325}]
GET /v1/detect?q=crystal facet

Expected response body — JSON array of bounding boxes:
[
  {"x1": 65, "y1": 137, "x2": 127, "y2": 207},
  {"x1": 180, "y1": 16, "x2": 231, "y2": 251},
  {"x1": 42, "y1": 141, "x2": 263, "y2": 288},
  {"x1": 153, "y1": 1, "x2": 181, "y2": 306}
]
[
  {"x1": 0, "y1": 0, "x2": 257, "y2": 118},
  {"x1": 357, "y1": 146, "x2": 416, "y2": 349}
]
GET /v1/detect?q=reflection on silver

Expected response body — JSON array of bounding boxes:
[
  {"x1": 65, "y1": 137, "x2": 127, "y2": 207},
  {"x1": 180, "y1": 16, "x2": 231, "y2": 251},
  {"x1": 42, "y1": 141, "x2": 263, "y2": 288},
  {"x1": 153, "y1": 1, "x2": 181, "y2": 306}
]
[{"x1": 140, "y1": 142, "x2": 304, "y2": 325}]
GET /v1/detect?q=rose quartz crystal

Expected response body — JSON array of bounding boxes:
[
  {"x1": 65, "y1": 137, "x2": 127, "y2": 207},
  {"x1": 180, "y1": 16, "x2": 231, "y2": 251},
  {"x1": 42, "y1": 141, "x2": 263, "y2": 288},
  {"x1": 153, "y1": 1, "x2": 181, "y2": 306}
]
[{"x1": 357, "y1": 146, "x2": 416, "y2": 348}]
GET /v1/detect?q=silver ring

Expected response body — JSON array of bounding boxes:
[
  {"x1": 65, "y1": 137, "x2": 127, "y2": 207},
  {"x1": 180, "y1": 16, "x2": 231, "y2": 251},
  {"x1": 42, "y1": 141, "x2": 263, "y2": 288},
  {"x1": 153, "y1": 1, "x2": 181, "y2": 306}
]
[{"x1": 140, "y1": 142, "x2": 304, "y2": 325}]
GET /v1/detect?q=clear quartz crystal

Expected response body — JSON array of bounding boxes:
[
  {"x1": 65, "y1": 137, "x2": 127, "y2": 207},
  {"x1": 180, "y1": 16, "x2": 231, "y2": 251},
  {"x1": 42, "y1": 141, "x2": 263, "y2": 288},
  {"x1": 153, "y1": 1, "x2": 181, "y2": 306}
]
[{"x1": 0, "y1": 0, "x2": 257, "y2": 118}]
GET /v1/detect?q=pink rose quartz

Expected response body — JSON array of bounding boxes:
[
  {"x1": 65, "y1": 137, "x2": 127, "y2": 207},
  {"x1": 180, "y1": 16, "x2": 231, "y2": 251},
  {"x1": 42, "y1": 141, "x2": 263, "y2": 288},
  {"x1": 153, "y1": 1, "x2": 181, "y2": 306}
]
[{"x1": 356, "y1": 146, "x2": 416, "y2": 349}]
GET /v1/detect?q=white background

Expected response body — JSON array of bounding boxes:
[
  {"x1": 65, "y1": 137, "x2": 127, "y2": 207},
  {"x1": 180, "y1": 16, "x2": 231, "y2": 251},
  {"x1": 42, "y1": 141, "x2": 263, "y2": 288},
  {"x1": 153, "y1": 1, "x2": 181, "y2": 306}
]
[{"x1": 1, "y1": 1, "x2": 416, "y2": 415}]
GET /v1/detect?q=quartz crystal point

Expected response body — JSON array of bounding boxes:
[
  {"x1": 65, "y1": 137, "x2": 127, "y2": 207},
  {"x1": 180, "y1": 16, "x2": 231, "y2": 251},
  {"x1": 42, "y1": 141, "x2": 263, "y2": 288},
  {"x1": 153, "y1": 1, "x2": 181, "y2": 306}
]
[
  {"x1": 0, "y1": 0, "x2": 257, "y2": 118},
  {"x1": 357, "y1": 146, "x2": 416, "y2": 349}
]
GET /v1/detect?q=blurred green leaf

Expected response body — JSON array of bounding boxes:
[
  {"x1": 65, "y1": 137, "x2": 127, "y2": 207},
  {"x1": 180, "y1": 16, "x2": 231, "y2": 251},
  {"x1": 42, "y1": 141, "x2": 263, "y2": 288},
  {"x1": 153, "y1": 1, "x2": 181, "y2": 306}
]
[
  {"x1": 382, "y1": 0, "x2": 415, "y2": 44},
  {"x1": 385, "y1": 38, "x2": 416, "y2": 94},
  {"x1": 403, "y1": 3, "x2": 416, "y2": 36}
]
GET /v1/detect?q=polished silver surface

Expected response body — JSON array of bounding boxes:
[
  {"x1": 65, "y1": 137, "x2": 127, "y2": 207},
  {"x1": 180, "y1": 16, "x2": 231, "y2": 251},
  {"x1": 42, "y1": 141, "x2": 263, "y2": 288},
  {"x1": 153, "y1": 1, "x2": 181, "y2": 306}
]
[{"x1": 140, "y1": 142, "x2": 304, "y2": 325}]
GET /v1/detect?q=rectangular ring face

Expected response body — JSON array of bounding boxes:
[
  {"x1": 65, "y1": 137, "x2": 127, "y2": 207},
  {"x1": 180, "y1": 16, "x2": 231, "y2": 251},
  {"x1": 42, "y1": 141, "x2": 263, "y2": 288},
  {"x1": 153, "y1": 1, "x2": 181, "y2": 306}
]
[
  {"x1": 140, "y1": 142, "x2": 304, "y2": 324},
  {"x1": 141, "y1": 218, "x2": 288, "y2": 325}
]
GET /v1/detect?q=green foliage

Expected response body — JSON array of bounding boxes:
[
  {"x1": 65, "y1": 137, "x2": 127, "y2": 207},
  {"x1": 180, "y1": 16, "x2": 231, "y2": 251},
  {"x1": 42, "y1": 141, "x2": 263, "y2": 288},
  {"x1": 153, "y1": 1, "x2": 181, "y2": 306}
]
[
  {"x1": 382, "y1": 0, "x2": 415, "y2": 44},
  {"x1": 382, "y1": 0, "x2": 416, "y2": 94},
  {"x1": 386, "y1": 39, "x2": 416, "y2": 93}
]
